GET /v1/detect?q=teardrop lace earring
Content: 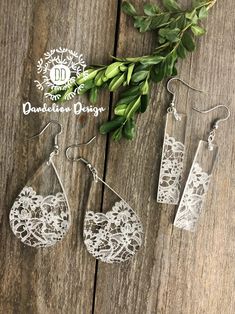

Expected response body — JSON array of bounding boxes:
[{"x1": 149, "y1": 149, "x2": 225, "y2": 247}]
[
  {"x1": 157, "y1": 77, "x2": 203, "y2": 205},
  {"x1": 174, "y1": 105, "x2": 230, "y2": 231},
  {"x1": 9, "y1": 121, "x2": 71, "y2": 247},
  {"x1": 66, "y1": 137, "x2": 144, "y2": 264}
]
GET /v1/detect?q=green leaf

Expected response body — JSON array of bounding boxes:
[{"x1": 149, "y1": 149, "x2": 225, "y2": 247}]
[
  {"x1": 134, "y1": 15, "x2": 146, "y2": 28},
  {"x1": 105, "y1": 62, "x2": 122, "y2": 79},
  {"x1": 159, "y1": 36, "x2": 166, "y2": 44},
  {"x1": 100, "y1": 116, "x2": 126, "y2": 134},
  {"x1": 122, "y1": 1, "x2": 137, "y2": 16},
  {"x1": 49, "y1": 87, "x2": 62, "y2": 95},
  {"x1": 89, "y1": 87, "x2": 98, "y2": 104},
  {"x1": 162, "y1": 0, "x2": 181, "y2": 12},
  {"x1": 172, "y1": 65, "x2": 178, "y2": 76},
  {"x1": 59, "y1": 87, "x2": 73, "y2": 102},
  {"x1": 139, "y1": 94, "x2": 149, "y2": 113},
  {"x1": 150, "y1": 14, "x2": 171, "y2": 29},
  {"x1": 134, "y1": 16, "x2": 152, "y2": 32},
  {"x1": 127, "y1": 63, "x2": 135, "y2": 85},
  {"x1": 177, "y1": 45, "x2": 186, "y2": 59},
  {"x1": 182, "y1": 31, "x2": 196, "y2": 52},
  {"x1": 159, "y1": 28, "x2": 180, "y2": 42},
  {"x1": 134, "y1": 63, "x2": 150, "y2": 72},
  {"x1": 126, "y1": 96, "x2": 141, "y2": 119},
  {"x1": 186, "y1": 10, "x2": 198, "y2": 24},
  {"x1": 109, "y1": 73, "x2": 125, "y2": 92},
  {"x1": 116, "y1": 94, "x2": 138, "y2": 106},
  {"x1": 77, "y1": 80, "x2": 95, "y2": 95},
  {"x1": 112, "y1": 127, "x2": 123, "y2": 141},
  {"x1": 175, "y1": 15, "x2": 186, "y2": 29},
  {"x1": 143, "y1": 3, "x2": 160, "y2": 16},
  {"x1": 193, "y1": 0, "x2": 209, "y2": 9},
  {"x1": 191, "y1": 25, "x2": 206, "y2": 36},
  {"x1": 121, "y1": 85, "x2": 140, "y2": 97},
  {"x1": 114, "y1": 104, "x2": 128, "y2": 116},
  {"x1": 120, "y1": 64, "x2": 128, "y2": 71},
  {"x1": 94, "y1": 70, "x2": 105, "y2": 86},
  {"x1": 133, "y1": 16, "x2": 145, "y2": 29},
  {"x1": 164, "y1": 54, "x2": 177, "y2": 76},
  {"x1": 140, "y1": 79, "x2": 149, "y2": 95},
  {"x1": 52, "y1": 90, "x2": 64, "y2": 102},
  {"x1": 151, "y1": 63, "x2": 165, "y2": 82},
  {"x1": 177, "y1": 42, "x2": 187, "y2": 58},
  {"x1": 124, "y1": 56, "x2": 142, "y2": 62},
  {"x1": 198, "y1": 6, "x2": 208, "y2": 19},
  {"x1": 76, "y1": 69, "x2": 98, "y2": 84},
  {"x1": 140, "y1": 55, "x2": 164, "y2": 65},
  {"x1": 131, "y1": 70, "x2": 149, "y2": 83},
  {"x1": 123, "y1": 118, "x2": 135, "y2": 140}
]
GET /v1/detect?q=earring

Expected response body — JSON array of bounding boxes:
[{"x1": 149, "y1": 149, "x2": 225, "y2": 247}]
[
  {"x1": 9, "y1": 121, "x2": 71, "y2": 247},
  {"x1": 66, "y1": 137, "x2": 143, "y2": 264},
  {"x1": 157, "y1": 77, "x2": 203, "y2": 205},
  {"x1": 174, "y1": 105, "x2": 230, "y2": 231}
]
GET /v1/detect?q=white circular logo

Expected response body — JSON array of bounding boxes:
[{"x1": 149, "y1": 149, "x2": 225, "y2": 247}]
[
  {"x1": 34, "y1": 48, "x2": 87, "y2": 101},
  {"x1": 50, "y1": 64, "x2": 71, "y2": 85}
]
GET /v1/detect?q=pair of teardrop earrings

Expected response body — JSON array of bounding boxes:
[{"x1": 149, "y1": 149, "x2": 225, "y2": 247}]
[
  {"x1": 157, "y1": 77, "x2": 231, "y2": 231},
  {"x1": 9, "y1": 121, "x2": 143, "y2": 263}
]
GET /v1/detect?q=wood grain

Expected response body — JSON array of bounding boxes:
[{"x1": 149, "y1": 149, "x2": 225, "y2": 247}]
[
  {"x1": 0, "y1": 0, "x2": 117, "y2": 313},
  {"x1": 94, "y1": 1, "x2": 235, "y2": 314},
  {"x1": 0, "y1": 0, "x2": 234, "y2": 313}
]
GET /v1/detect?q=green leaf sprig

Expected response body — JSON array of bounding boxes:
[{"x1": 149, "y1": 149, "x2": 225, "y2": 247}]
[{"x1": 54, "y1": 0, "x2": 217, "y2": 141}]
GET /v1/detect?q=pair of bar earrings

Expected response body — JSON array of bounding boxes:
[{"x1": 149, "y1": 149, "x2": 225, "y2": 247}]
[
  {"x1": 157, "y1": 77, "x2": 230, "y2": 231},
  {"x1": 9, "y1": 123, "x2": 143, "y2": 263}
]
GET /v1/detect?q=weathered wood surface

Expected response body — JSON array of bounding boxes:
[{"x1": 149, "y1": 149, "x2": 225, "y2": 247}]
[{"x1": 0, "y1": 0, "x2": 234, "y2": 313}]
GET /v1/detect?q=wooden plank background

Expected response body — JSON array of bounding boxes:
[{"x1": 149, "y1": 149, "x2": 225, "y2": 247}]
[{"x1": 0, "y1": 0, "x2": 234, "y2": 313}]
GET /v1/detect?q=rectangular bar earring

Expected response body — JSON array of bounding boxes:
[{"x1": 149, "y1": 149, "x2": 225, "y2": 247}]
[
  {"x1": 157, "y1": 109, "x2": 186, "y2": 204},
  {"x1": 174, "y1": 105, "x2": 230, "y2": 231},
  {"x1": 157, "y1": 78, "x2": 203, "y2": 205}
]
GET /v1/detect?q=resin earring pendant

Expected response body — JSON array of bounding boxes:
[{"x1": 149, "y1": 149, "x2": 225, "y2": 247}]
[
  {"x1": 9, "y1": 121, "x2": 70, "y2": 247},
  {"x1": 174, "y1": 105, "x2": 230, "y2": 231},
  {"x1": 84, "y1": 196, "x2": 143, "y2": 264},
  {"x1": 66, "y1": 138, "x2": 144, "y2": 263}
]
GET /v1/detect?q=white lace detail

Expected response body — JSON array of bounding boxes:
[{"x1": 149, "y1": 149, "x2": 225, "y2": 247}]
[
  {"x1": 9, "y1": 186, "x2": 70, "y2": 247},
  {"x1": 174, "y1": 162, "x2": 211, "y2": 231},
  {"x1": 157, "y1": 133, "x2": 185, "y2": 204},
  {"x1": 83, "y1": 200, "x2": 143, "y2": 263}
]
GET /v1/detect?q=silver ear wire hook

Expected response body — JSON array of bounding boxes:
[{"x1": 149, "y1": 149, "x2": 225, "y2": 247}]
[
  {"x1": 192, "y1": 105, "x2": 231, "y2": 150},
  {"x1": 66, "y1": 135, "x2": 128, "y2": 202},
  {"x1": 65, "y1": 135, "x2": 98, "y2": 180},
  {"x1": 65, "y1": 135, "x2": 97, "y2": 181},
  {"x1": 65, "y1": 136, "x2": 96, "y2": 163},
  {"x1": 167, "y1": 77, "x2": 204, "y2": 121},
  {"x1": 29, "y1": 120, "x2": 63, "y2": 159}
]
